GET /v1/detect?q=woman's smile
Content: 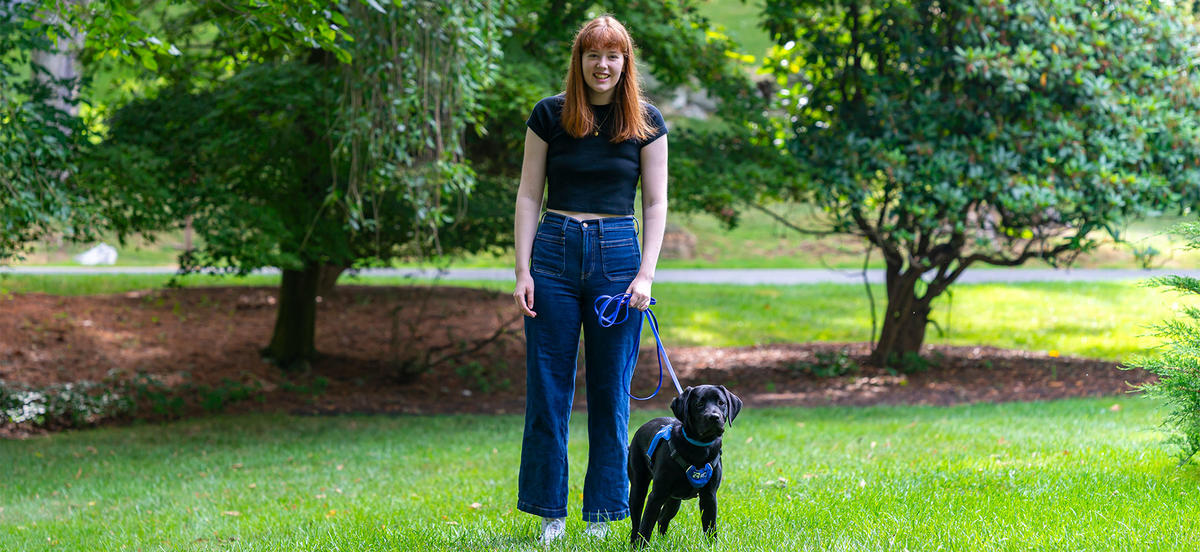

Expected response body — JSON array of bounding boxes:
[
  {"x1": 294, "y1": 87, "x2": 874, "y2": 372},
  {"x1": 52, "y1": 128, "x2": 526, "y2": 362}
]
[{"x1": 583, "y1": 48, "x2": 624, "y2": 103}]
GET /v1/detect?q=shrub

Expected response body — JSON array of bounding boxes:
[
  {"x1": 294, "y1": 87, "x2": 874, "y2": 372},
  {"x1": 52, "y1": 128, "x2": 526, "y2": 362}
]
[
  {"x1": 0, "y1": 380, "x2": 133, "y2": 428},
  {"x1": 790, "y1": 349, "x2": 860, "y2": 378},
  {"x1": 887, "y1": 351, "x2": 938, "y2": 375},
  {"x1": 0, "y1": 372, "x2": 271, "y2": 429},
  {"x1": 1128, "y1": 223, "x2": 1200, "y2": 464}
]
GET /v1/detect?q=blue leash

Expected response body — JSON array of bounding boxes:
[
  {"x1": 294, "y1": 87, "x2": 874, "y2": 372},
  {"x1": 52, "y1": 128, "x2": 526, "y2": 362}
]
[{"x1": 593, "y1": 293, "x2": 684, "y2": 400}]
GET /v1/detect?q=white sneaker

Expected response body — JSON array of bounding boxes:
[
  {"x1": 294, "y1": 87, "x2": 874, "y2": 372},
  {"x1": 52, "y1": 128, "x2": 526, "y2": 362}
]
[
  {"x1": 539, "y1": 517, "x2": 566, "y2": 544},
  {"x1": 584, "y1": 521, "x2": 608, "y2": 539}
]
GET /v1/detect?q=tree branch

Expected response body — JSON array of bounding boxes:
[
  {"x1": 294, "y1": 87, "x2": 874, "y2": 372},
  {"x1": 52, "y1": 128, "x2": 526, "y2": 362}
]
[
  {"x1": 963, "y1": 239, "x2": 1076, "y2": 267},
  {"x1": 749, "y1": 202, "x2": 838, "y2": 236}
]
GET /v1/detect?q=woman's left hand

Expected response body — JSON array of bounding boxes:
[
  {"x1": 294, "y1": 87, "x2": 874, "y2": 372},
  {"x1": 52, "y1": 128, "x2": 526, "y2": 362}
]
[{"x1": 626, "y1": 274, "x2": 654, "y2": 311}]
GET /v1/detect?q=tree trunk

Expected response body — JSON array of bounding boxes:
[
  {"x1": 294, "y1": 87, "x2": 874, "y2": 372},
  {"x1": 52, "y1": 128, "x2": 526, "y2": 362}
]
[
  {"x1": 182, "y1": 216, "x2": 194, "y2": 252},
  {"x1": 316, "y1": 263, "x2": 345, "y2": 298},
  {"x1": 263, "y1": 263, "x2": 321, "y2": 372},
  {"x1": 32, "y1": 2, "x2": 85, "y2": 119},
  {"x1": 869, "y1": 265, "x2": 932, "y2": 366}
]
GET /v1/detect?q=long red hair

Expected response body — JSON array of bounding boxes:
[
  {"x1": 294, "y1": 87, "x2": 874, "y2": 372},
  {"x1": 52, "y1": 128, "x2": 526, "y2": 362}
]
[{"x1": 562, "y1": 16, "x2": 657, "y2": 143}]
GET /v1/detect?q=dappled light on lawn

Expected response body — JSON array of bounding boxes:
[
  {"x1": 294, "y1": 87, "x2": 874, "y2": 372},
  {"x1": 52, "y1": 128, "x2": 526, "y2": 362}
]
[{"x1": 10, "y1": 401, "x2": 1195, "y2": 549}]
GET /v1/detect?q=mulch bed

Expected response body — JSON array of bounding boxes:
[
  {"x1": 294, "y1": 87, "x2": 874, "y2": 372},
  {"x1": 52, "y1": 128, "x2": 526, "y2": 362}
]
[{"x1": 0, "y1": 285, "x2": 1151, "y2": 437}]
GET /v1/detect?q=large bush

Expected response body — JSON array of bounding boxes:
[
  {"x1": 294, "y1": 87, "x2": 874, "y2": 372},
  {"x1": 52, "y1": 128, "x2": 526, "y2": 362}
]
[{"x1": 760, "y1": 0, "x2": 1200, "y2": 365}]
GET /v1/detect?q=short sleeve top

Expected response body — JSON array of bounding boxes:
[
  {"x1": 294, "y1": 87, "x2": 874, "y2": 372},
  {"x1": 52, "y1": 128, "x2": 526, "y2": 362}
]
[{"x1": 525, "y1": 95, "x2": 667, "y2": 215}]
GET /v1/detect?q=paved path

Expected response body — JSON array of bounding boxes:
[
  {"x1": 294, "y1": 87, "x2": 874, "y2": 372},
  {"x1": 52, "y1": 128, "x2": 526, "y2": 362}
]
[{"x1": 4, "y1": 265, "x2": 1199, "y2": 284}]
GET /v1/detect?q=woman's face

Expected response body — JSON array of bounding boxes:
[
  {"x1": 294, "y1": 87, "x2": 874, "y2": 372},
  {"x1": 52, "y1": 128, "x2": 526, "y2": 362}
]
[{"x1": 581, "y1": 47, "x2": 624, "y2": 103}]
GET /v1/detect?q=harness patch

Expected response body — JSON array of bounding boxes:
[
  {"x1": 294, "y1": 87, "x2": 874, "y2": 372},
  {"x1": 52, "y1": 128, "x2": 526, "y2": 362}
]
[
  {"x1": 646, "y1": 425, "x2": 714, "y2": 489},
  {"x1": 686, "y1": 463, "x2": 713, "y2": 487}
]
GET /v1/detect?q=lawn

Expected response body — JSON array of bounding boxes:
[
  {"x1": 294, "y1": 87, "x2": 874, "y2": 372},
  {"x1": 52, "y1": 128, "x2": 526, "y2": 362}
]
[
  {"x1": 694, "y1": 0, "x2": 773, "y2": 61},
  {"x1": 2, "y1": 274, "x2": 1193, "y2": 361},
  {"x1": 8, "y1": 206, "x2": 1198, "y2": 270},
  {"x1": 650, "y1": 280, "x2": 1199, "y2": 360},
  {"x1": 1, "y1": 397, "x2": 1196, "y2": 551}
]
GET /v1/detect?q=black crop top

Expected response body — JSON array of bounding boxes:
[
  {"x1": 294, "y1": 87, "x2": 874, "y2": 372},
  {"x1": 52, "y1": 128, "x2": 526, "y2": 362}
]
[{"x1": 526, "y1": 95, "x2": 667, "y2": 215}]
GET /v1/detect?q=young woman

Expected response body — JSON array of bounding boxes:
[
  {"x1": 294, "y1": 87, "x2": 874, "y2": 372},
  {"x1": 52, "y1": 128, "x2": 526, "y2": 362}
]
[{"x1": 511, "y1": 15, "x2": 668, "y2": 543}]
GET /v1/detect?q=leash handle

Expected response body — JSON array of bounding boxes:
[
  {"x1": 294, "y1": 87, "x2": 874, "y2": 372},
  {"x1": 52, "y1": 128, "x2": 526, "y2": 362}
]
[{"x1": 593, "y1": 293, "x2": 684, "y2": 400}]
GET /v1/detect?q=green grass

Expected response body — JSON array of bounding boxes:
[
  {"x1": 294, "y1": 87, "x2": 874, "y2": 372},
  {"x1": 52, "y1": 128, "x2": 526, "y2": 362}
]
[
  {"x1": 1, "y1": 398, "x2": 1197, "y2": 550},
  {"x1": 654, "y1": 280, "x2": 1195, "y2": 361},
  {"x1": 402, "y1": 207, "x2": 1200, "y2": 270},
  {"x1": 0, "y1": 273, "x2": 282, "y2": 296},
  {"x1": 696, "y1": 0, "x2": 773, "y2": 61},
  {"x1": 13, "y1": 207, "x2": 1195, "y2": 270},
  {"x1": 2, "y1": 275, "x2": 1192, "y2": 361},
  {"x1": 8, "y1": 231, "x2": 196, "y2": 267}
]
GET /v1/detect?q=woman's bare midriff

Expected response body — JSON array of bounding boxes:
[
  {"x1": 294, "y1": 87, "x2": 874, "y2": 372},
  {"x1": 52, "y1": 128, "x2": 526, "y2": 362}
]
[{"x1": 547, "y1": 208, "x2": 628, "y2": 220}]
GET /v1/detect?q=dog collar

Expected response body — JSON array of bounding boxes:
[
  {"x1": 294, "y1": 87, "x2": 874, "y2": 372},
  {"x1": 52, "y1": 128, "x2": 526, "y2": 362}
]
[{"x1": 681, "y1": 427, "x2": 718, "y2": 448}]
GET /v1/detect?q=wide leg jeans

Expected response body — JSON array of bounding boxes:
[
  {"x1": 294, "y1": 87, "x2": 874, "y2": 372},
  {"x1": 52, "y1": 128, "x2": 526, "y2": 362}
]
[{"x1": 517, "y1": 211, "x2": 642, "y2": 522}]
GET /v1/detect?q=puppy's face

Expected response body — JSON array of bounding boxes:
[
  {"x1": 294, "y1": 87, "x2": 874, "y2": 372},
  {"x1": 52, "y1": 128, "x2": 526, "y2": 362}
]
[{"x1": 671, "y1": 385, "x2": 743, "y2": 442}]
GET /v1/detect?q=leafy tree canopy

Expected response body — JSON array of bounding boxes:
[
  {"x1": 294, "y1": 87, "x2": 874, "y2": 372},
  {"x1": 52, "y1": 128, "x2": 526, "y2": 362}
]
[
  {"x1": 77, "y1": 0, "x2": 510, "y2": 369},
  {"x1": 760, "y1": 0, "x2": 1200, "y2": 363},
  {"x1": 81, "y1": 0, "x2": 509, "y2": 269},
  {"x1": 0, "y1": 1, "x2": 94, "y2": 261},
  {"x1": 42, "y1": 0, "x2": 355, "y2": 68}
]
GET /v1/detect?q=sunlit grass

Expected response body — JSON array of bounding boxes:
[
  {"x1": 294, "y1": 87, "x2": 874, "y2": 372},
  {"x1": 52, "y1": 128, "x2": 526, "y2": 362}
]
[
  {"x1": 695, "y1": 0, "x2": 773, "y2": 61},
  {"x1": 0, "y1": 273, "x2": 282, "y2": 296},
  {"x1": 396, "y1": 207, "x2": 1200, "y2": 270},
  {"x1": 7, "y1": 207, "x2": 1197, "y2": 270},
  {"x1": 1, "y1": 275, "x2": 1191, "y2": 361},
  {"x1": 1, "y1": 398, "x2": 1197, "y2": 550},
  {"x1": 651, "y1": 280, "x2": 1197, "y2": 360}
]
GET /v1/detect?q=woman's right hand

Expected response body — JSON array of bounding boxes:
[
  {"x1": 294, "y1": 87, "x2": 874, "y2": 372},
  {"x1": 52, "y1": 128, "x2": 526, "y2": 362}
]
[{"x1": 514, "y1": 273, "x2": 537, "y2": 318}]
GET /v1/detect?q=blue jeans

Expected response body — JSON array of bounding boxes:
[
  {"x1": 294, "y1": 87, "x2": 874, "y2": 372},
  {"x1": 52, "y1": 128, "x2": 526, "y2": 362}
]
[{"x1": 518, "y1": 211, "x2": 642, "y2": 522}]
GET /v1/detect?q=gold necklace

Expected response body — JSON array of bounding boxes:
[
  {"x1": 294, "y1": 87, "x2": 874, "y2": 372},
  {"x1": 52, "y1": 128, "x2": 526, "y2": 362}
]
[{"x1": 593, "y1": 106, "x2": 612, "y2": 136}]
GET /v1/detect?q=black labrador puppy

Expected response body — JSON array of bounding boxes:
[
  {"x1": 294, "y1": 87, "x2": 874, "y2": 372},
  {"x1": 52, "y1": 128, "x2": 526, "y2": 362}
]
[{"x1": 628, "y1": 385, "x2": 742, "y2": 545}]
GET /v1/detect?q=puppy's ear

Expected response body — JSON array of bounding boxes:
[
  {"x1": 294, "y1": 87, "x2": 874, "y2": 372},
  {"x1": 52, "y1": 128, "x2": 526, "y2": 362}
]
[
  {"x1": 671, "y1": 387, "x2": 694, "y2": 422},
  {"x1": 720, "y1": 385, "x2": 743, "y2": 426}
]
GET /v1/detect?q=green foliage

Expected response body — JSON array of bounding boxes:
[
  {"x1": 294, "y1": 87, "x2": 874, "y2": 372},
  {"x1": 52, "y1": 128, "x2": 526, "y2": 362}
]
[
  {"x1": 77, "y1": 1, "x2": 512, "y2": 366},
  {"x1": 1129, "y1": 223, "x2": 1200, "y2": 464},
  {"x1": 334, "y1": 0, "x2": 511, "y2": 258},
  {"x1": 763, "y1": 0, "x2": 1200, "y2": 267},
  {"x1": 670, "y1": 122, "x2": 800, "y2": 228},
  {"x1": 0, "y1": 371, "x2": 293, "y2": 429},
  {"x1": 39, "y1": 0, "x2": 355, "y2": 66},
  {"x1": 0, "y1": 2, "x2": 94, "y2": 262},
  {"x1": 455, "y1": 361, "x2": 513, "y2": 394},
  {"x1": 788, "y1": 348, "x2": 859, "y2": 378},
  {"x1": 759, "y1": 0, "x2": 1200, "y2": 359},
  {"x1": 91, "y1": 61, "x2": 345, "y2": 273},
  {"x1": 279, "y1": 375, "x2": 329, "y2": 397},
  {"x1": 463, "y1": 0, "x2": 781, "y2": 248},
  {"x1": 88, "y1": 1, "x2": 512, "y2": 274},
  {"x1": 886, "y1": 350, "x2": 938, "y2": 375},
  {"x1": 0, "y1": 379, "x2": 132, "y2": 428},
  {"x1": 194, "y1": 377, "x2": 266, "y2": 412}
]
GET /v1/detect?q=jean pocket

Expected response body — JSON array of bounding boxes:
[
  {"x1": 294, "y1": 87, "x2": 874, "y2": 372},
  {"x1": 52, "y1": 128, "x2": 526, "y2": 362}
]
[
  {"x1": 531, "y1": 232, "x2": 566, "y2": 276},
  {"x1": 600, "y1": 237, "x2": 640, "y2": 282}
]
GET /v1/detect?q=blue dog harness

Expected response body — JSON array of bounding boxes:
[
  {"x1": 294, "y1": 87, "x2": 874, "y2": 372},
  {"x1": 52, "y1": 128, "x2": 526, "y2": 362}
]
[{"x1": 646, "y1": 425, "x2": 714, "y2": 488}]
